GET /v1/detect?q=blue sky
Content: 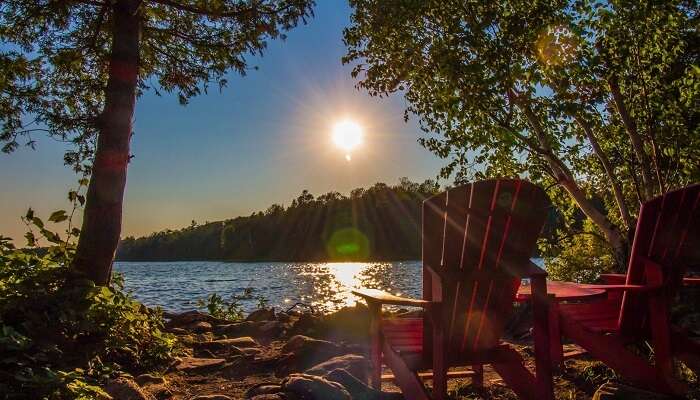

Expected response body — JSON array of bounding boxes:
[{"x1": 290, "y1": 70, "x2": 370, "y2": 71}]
[{"x1": 0, "y1": 1, "x2": 443, "y2": 241}]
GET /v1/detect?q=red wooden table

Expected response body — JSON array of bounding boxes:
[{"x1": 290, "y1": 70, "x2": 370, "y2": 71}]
[
  {"x1": 516, "y1": 280, "x2": 607, "y2": 302},
  {"x1": 516, "y1": 280, "x2": 607, "y2": 367}
]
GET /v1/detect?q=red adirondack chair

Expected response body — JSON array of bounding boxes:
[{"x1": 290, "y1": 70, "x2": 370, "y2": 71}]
[
  {"x1": 353, "y1": 179, "x2": 554, "y2": 400},
  {"x1": 552, "y1": 183, "x2": 700, "y2": 395}
]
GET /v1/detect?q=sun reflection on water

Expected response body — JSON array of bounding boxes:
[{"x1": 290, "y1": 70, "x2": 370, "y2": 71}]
[{"x1": 291, "y1": 262, "x2": 415, "y2": 312}]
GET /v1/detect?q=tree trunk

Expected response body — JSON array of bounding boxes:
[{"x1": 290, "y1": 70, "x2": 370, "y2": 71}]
[
  {"x1": 72, "y1": 1, "x2": 141, "y2": 285},
  {"x1": 574, "y1": 115, "x2": 634, "y2": 230},
  {"x1": 513, "y1": 93, "x2": 629, "y2": 267},
  {"x1": 608, "y1": 76, "x2": 654, "y2": 201}
]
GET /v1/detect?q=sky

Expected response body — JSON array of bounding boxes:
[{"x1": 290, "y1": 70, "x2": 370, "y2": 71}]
[{"x1": 0, "y1": 1, "x2": 444, "y2": 242}]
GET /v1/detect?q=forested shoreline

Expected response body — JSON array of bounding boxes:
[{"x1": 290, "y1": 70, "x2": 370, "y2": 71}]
[{"x1": 116, "y1": 178, "x2": 441, "y2": 262}]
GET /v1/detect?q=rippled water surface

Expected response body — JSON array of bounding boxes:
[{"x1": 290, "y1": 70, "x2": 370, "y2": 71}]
[{"x1": 113, "y1": 261, "x2": 423, "y2": 313}]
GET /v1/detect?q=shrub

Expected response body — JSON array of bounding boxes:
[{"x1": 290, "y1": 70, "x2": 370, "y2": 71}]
[{"x1": 0, "y1": 214, "x2": 180, "y2": 399}]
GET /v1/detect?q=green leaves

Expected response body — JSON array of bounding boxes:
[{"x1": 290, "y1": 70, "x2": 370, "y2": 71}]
[
  {"x1": 345, "y1": 0, "x2": 699, "y2": 272},
  {"x1": 48, "y1": 210, "x2": 68, "y2": 223},
  {"x1": 1, "y1": 0, "x2": 315, "y2": 171},
  {"x1": 0, "y1": 237, "x2": 181, "y2": 398}
]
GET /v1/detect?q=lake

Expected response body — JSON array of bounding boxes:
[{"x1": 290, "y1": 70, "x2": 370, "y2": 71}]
[
  {"x1": 114, "y1": 260, "x2": 544, "y2": 314},
  {"x1": 113, "y1": 261, "x2": 423, "y2": 313}
]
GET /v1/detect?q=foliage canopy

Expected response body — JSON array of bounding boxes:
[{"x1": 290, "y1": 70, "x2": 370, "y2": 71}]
[
  {"x1": 343, "y1": 0, "x2": 700, "y2": 277},
  {"x1": 0, "y1": 0, "x2": 314, "y2": 165}
]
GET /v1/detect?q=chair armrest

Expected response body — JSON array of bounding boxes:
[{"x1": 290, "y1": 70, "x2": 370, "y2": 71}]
[
  {"x1": 351, "y1": 289, "x2": 435, "y2": 308},
  {"x1": 579, "y1": 284, "x2": 662, "y2": 292},
  {"x1": 599, "y1": 273, "x2": 627, "y2": 285},
  {"x1": 683, "y1": 277, "x2": 700, "y2": 286}
]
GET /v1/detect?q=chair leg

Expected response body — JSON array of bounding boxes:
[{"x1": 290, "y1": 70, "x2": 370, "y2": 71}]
[
  {"x1": 471, "y1": 364, "x2": 483, "y2": 387},
  {"x1": 647, "y1": 294, "x2": 686, "y2": 394},
  {"x1": 492, "y1": 347, "x2": 538, "y2": 400},
  {"x1": 531, "y1": 280, "x2": 554, "y2": 400},
  {"x1": 548, "y1": 302, "x2": 563, "y2": 368},
  {"x1": 560, "y1": 315, "x2": 679, "y2": 394},
  {"x1": 368, "y1": 302, "x2": 382, "y2": 389},
  {"x1": 671, "y1": 328, "x2": 700, "y2": 374},
  {"x1": 432, "y1": 307, "x2": 447, "y2": 400},
  {"x1": 382, "y1": 341, "x2": 430, "y2": 400}
]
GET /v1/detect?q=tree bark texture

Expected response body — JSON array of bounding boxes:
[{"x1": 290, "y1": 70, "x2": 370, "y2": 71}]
[{"x1": 72, "y1": 0, "x2": 141, "y2": 285}]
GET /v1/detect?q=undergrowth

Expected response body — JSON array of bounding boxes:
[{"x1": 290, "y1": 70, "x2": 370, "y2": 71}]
[{"x1": 0, "y1": 211, "x2": 181, "y2": 399}]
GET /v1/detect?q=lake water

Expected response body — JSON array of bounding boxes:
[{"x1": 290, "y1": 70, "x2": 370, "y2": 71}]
[
  {"x1": 113, "y1": 261, "x2": 423, "y2": 313},
  {"x1": 114, "y1": 259, "x2": 544, "y2": 314}
]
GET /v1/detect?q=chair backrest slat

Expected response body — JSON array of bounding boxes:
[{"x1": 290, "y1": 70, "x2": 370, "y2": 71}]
[
  {"x1": 422, "y1": 179, "x2": 550, "y2": 354},
  {"x1": 620, "y1": 184, "x2": 700, "y2": 334}
]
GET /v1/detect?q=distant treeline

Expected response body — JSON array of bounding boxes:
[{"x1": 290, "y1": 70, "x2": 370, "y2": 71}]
[{"x1": 116, "y1": 178, "x2": 442, "y2": 262}]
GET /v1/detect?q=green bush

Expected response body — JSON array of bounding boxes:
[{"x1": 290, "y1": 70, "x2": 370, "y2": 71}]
[
  {"x1": 196, "y1": 288, "x2": 268, "y2": 321},
  {"x1": 0, "y1": 216, "x2": 180, "y2": 399},
  {"x1": 541, "y1": 220, "x2": 617, "y2": 283}
]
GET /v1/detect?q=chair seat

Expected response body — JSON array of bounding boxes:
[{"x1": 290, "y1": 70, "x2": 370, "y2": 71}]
[
  {"x1": 381, "y1": 317, "x2": 518, "y2": 370},
  {"x1": 558, "y1": 298, "x2": 621, "y2": 333},
  {"x1": 382, "y1": 317, "x2": 423, "y2": 351}
]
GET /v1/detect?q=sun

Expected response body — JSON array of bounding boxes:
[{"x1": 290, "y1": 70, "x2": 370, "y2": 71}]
[{"x1": 332, "y1": 120, "x2": 363, "y2": 159}]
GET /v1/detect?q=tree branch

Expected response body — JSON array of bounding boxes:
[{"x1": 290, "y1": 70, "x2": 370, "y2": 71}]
[
  {"x1": 574, "y1": 114, "x2": 634, "y2": 230},
  {"x1": 147, "y1": 0, "x2": 292, "y2": 18},
  {"x1": 608, "y1": 75, "x2": 654, "y2": 200},
  {"x1": 510, "y1": 90, "x2": 626, "y2": 258}
]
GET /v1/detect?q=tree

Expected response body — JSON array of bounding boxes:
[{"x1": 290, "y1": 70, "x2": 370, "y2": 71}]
[
  {"x1": 343, "y1": 0, "x2": 699, "y2": 272},
  {"x1": 1, "y1": 0, "x2": 314, "y2": 284}
]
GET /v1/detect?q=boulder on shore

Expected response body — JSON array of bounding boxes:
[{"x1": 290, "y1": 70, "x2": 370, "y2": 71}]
[
  {"x1": 173, "y1": 357, "x2": 227, "y2": 373},
  {"x1": 305, "y1": 354, "x2": 369, "y2": 383},
  {"x1": 282, "y1": 373, "x2": 351, "y2": 400},
  {"x1": 326, "y1": 369, "x2": 403, "y2": 400},
  {"x1": 214, "y1": 321, "x2": 267, "y2": 337},
  {"x1": 276, "y1": 335, "x2": 346, "y2": 376},
  {"x1": 247, "y1": 308, "x2": 276, "y2": 322},
  {"x1": 103, "y1": 377, "x2": 154, "y2": 400},
  {"x1": 134, "y1": 374, "x2": 166, "y2": 387}
]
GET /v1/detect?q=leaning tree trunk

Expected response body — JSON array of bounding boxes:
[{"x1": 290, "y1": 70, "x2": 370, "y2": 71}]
[{"x1": 72, "y1": 1, "x2": 141, "y2": 285}]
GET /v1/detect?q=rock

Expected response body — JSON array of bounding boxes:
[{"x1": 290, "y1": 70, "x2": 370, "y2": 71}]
[
  {"x1": 165, "y1": 310, "x2": 229, "y2": 327},
  {"x1": 247, "y1": 308, "x2": 276, "y2": 322},
  {"x1": 184, "y1": 321, "x2": 213, "y2": 333},
  {"x1": 277, "y1": 335, "x2": 346, "y2": 376},
  {"x1": 194, "y1": 349, "x2": 218, "y2": 359},
  {"x1": 287, "y1": 313, "x2": 320, "y2": 336},
  {"x1": 103, "y1": 377, "x2": 154, "y2": 400},
  {"x1": 151, "y1": 386, "x2": 173, "y2": 400},
  {"x1": 319, "y1": 306, "x2": 370, "y2": 343},
  {"x1": 282, "y1": 373, "x2": 351, "y2": 400},
  {"x1": 593, "y1": 383, "x2": 672, "y2": 400},
  {"x1": 249, "y1": 395, "x2": 287, "y2": 400},
  {"x1": 306, "y1": 354, "x2": 369, "y2": 383},
  {"x1": 134, "y1": 374, "x2": 165, "y2": 387},
  {"x1": 326, "y1": 369, "x2": 403, "y2": 400},
  {"x1": 173, "y1": 357, "x2": 226, "y2": 373},
  {"x1": 231, "y1": 336, "x2": 259, "y2": 347},
  {"x1": 245, "y1": 383, "x2": 283, "y2": 398},
  {"x1": 167, "y1": 327, "x2": 188, "y2": 335},
  {"x1": 195, "y1": 337, "x2": 257, "y2": 354},
  {"x1": 214, "y1": 321, "x2": 266, "y2": 337},
  {"x1": 277, "y1": 312, "x2": 292, "y2": 323},
  {"x1": 259, "y1": 320, "x2": 284, "y2": 337},
  {"x1": 191, "y1": 395, "x2": 234, "y2": 400},
  {"x1": 281, "y1": 335, "x2": 340, "y2": 355},
  {"x1": 242, "y1": 347, "x2": 262, "y2": 356}
]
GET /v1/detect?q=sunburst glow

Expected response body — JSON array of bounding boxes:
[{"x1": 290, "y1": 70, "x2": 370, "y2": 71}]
[{"x1": 332, "y1": 120, "x2": 363, "y2": 158}]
